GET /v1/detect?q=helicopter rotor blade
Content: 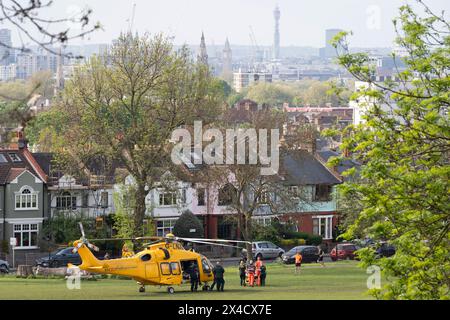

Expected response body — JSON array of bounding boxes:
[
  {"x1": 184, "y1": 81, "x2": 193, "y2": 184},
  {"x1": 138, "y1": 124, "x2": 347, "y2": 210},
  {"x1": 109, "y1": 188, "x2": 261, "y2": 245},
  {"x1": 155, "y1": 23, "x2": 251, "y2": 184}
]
[
  {"x1": 177, "y1": 237, "x2": 252, "y2": 245},
  {"x1": 78, "y1": 222, "x2": 86, "y2": 239},
  {"x1": 87, "y1": 236, "x2": 164, "y2": 242},
  {"x1": 87, "y1": 242, "x2": 100, "y2": 252},
  {"x1": 182, "y1": 239, "x2": 244, "y2": 249},
  {"x1": 72, "y1": 241, "x2": 83, "y2": 253}
]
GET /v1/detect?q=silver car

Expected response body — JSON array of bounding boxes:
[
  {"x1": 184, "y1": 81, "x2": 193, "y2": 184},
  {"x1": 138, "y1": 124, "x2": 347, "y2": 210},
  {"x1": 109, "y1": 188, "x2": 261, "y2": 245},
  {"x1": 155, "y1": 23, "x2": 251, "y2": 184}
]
[
  {"x1": 242, "y1": 241, "x2": 285, "y2": 260},
  {"x1": 0, "y1": 259, "x2": 9, "y2": 273}
]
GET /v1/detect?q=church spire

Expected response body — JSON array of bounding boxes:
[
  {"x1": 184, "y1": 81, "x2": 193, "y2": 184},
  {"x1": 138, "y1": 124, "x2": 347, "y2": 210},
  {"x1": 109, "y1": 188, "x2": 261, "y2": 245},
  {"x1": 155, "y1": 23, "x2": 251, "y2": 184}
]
[{"x1": 198, "y1": 31, "x2": 209, "y2": 66}]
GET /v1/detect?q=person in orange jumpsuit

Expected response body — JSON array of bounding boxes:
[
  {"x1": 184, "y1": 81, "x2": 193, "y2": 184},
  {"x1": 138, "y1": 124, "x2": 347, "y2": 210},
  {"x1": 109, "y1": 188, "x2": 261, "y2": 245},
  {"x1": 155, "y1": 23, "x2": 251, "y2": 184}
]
[
  {"x1": 295, "y1": 251, "x2": 303, "y2": 274},
  {"x1": 255, "y1": 256, "x2": 263, "y2": 286},
  {"x1": 247, "y1": 260, "x2": 255, "y2": 287}
]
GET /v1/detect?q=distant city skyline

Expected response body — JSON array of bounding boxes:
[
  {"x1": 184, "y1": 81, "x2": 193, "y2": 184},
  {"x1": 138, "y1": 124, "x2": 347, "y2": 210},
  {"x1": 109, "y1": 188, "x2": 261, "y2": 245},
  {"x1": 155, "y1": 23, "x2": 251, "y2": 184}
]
[{"x1": 5, "y1": 0, "x2": 449, "y2": 49}]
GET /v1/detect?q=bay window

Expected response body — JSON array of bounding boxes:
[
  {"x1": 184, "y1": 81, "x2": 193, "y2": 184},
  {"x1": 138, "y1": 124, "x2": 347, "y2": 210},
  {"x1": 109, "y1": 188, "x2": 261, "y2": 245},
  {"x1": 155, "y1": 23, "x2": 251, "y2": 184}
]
[
  {"x1": 312, "y1": 215, "x2": 333, "y2": 240},
  {"x1": 14, "y1": 224, "x2": 38, "y2": 248}
]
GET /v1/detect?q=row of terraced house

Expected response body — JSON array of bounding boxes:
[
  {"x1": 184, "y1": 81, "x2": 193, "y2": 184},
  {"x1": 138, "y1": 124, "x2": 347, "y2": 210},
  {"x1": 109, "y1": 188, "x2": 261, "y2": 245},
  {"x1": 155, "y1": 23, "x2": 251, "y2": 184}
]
[{"x1": 0, "y1": 135, "x2": 356, "y2": 263}]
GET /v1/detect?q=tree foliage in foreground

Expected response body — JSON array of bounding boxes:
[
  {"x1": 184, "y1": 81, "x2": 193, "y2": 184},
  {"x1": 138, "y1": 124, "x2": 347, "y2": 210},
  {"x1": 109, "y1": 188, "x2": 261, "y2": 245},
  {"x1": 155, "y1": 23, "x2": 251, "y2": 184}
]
[{"x1": 331, "y1": 1, "x2": 449, "y2": 299}]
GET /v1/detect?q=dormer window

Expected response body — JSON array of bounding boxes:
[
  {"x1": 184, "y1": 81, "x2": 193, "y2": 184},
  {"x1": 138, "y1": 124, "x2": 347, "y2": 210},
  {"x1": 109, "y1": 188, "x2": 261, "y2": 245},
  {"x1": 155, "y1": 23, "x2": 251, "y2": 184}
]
[
  {"x1": 0, "y1": 154, "x2": 7, "y2": 163},
  {"x1": 8, "y1": 153, "x2": 21, "y2": 162},
  {"x1": 15, "y1": 186, "x2": 38, "y2": 210}
]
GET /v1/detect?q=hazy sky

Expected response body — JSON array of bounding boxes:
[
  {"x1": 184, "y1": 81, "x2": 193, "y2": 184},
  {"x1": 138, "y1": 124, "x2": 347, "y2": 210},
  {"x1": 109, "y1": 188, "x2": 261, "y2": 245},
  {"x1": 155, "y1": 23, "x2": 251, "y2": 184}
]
[{"x1": 10, "y1": 0, "x2": 450, "y2": 48}]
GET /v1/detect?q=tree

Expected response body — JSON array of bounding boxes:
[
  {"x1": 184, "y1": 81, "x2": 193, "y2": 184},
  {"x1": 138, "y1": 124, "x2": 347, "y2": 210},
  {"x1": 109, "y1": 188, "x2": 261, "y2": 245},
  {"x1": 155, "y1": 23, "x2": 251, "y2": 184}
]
[
  {"x1": 173, "y1": 210, "x2": 204, "y2": 238},
  {"x1": 0, "y1": 1, "x2": 99, "y2": 145},
  {"x1": 245, "y1": 82, "x2": 295, "y2": 107},
  {"x1": 51, "y1": 33, "x2": 223, "y2": 237},
  {"x1": 201, "y1": 109, "x2": 303, "y2": 260},
  {"x1": 332, "y1": 0, "x2": 449, "y2": 299},
  {"x1": 0, "y1": 1, "x2": 99, "y2": 58}
]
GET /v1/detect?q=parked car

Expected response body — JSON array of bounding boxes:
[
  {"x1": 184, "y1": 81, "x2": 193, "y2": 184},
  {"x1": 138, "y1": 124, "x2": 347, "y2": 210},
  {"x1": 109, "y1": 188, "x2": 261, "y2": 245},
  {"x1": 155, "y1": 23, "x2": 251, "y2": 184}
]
[
  {"x1": 241, "y1": 241, "x2": 285, "y2": 260},
  {"x1": 375, "y1": 242, "x2": 396, "y2": 258},
  {"x1": 330, "y1": 243, "x2": 358, "y2": 261},
  {"x1": 35, "y1": 247, "x2": 82, "y2": 268},
  {"x1": 281, "y1": 246, "x2": 319, "y2": 264},
  {"x1": 0, "y1": 259, "x2": 9, "y2": 273}
]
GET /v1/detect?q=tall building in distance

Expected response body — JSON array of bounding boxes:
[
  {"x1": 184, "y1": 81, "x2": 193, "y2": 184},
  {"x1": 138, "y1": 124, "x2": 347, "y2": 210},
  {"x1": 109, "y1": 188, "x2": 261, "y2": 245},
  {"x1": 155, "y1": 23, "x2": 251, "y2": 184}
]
[
  {"x1": 221, "y1": 38, "x2": 232, "y2": 81},
  {"x1": 323, "y1": 28, "x2": 343, "y2": 58},
  {"x1": 198, "y1": 32, "x2": 209, "y2": 66},
  {"x1": 273, "y1": 5, "x2": 280, "y2": 60},
  {"x1": 0, "y1": 29, "x2": 12, "y2": 65}
]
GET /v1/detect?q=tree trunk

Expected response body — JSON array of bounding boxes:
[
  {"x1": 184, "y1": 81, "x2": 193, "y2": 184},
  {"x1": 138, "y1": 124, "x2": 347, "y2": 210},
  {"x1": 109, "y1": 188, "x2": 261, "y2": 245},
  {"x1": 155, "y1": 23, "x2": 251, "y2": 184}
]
[
  {"x1": 133, "y1": 182, "x2": 147, "y2": 237},
  {"x1": 242, "y1": 213, "x2": 253, "y2": 261}
]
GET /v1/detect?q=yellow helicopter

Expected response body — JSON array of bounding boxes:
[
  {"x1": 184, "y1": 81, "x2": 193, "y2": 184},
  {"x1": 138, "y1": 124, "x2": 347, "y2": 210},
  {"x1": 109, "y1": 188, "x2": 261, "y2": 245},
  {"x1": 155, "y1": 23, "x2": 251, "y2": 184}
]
[{"x1": 72, "y1": 223, "x2": 249, "y2": 294}]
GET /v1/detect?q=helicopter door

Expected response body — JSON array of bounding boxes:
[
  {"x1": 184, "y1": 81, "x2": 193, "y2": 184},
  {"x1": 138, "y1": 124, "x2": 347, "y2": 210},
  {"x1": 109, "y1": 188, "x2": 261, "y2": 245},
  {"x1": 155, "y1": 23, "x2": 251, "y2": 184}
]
[{"x1": 145, "y1": 263, "x2": 159, "y2": 280}]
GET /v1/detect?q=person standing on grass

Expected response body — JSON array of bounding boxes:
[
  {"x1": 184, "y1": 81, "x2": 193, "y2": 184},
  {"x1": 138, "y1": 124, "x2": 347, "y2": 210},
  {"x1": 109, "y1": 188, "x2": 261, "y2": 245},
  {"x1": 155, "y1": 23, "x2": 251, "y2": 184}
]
[
  {"x1": 255, "y1": 256, "x2": 263, "y2": 286},
  {"x1": 247, "y1": 260, "x2": 256, "y2": 286},
  {"x1": 213, "y1": 261, "x2": 225, "y2": 292},
  {"x1": 295, "y1": 251, "x2": 303, "y2": 274},
  {"x1": 317, "y1": 246, "x2": 325, "y2": 267},
  {"x1": 239, "y1": 259, "x2": 247, "y2": 286},
  {"x1": 259, "y1": 264, "x2": 267, "y2": 286},
  {"x1": 189, "y1": 264, "x2": 199, "y2": 292}
]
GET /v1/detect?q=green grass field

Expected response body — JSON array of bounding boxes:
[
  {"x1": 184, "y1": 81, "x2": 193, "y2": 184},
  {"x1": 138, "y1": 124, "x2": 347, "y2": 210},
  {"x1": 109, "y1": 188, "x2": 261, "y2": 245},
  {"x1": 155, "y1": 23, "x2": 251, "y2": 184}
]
[{"x1": 0, "y1": 261, "x2": 373, "y2": 300}]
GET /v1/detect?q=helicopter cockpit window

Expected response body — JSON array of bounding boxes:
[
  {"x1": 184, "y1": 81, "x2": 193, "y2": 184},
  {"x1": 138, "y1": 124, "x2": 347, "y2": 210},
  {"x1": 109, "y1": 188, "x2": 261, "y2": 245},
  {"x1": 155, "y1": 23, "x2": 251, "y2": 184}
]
[
  {"x1": 160, "y1": 263, "x2": 171, "y2": 275},
  {"x1": 170, "y1": 262, "x2": 181, "y2": 275},
  {"x1": 140, "y1": 254, "x2": 151, "y2": 262},
  {"x1": 202, "y1": 258, "x2": 212, "y2": 274}
]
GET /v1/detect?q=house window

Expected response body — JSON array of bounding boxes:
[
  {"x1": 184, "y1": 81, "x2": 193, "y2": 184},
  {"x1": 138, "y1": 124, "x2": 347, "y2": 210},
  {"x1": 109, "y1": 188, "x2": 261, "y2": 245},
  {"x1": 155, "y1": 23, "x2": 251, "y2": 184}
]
[
  {"x1": 101, "y1": 191, "x2": 109, "y2": 208},
  {"x1": 289, "y1": 186, "x2": 300, "y2": 198},
  {"x1": 218, "y1": 184, "x2": 236, "y2": 206},
  {"x1": 197, "y1": 188, "x2": 206, "y2": 206},
  {"x1": 15, "y1": 186, "x2": 38, "y2": 210},
  {"x1": 8, "y1": 153, "x2": 21, "y2": 162},
  {"x1": 257, "y1": 191, "x2": 270, "y2": 204},
  {"x1": 0, "y1": 154, "x2": 7, "y2": 163},
  {"x1": 180, "y1": 189, "x2": 186, "y2": 204},
  {"x1": 314, "y1": 185, "x2": 332, "y2": 202},
  {"x1": 253, "y1": 216, "x2": 273, "y2": 227},
  {"x1": 14, "y1": 224, "x2": 38, "y2": 248},
  {"x1": 82, "y1": 194, "x2": 89, "y2": 208},
  {"x1": 56, "y1": 191, "x2": 77, "y2": 210},
  {"x1": 156, "y1": 219, "x2": 177, "y2": 237},
  {"x1": 159, "y1": 191, "x2": 177, "y2": 206},
  {"x1": 312, "y1": 216, "x2": 333, "y2": 240}
]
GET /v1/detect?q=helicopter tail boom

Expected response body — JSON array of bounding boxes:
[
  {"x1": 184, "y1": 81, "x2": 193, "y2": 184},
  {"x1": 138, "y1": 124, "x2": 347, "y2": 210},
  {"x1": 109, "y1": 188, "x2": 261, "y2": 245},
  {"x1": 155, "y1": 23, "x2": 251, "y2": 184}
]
[{"x1": 73, "y1": 240, "x2": 102, "y2": 270}]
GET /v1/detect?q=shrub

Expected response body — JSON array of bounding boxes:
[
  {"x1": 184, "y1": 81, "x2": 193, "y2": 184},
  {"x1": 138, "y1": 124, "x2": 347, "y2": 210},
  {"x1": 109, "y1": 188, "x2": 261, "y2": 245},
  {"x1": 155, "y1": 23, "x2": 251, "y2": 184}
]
[
  {"x1": 252, "y1": 224, "x2": 281, "y2": 245},
  {"x1": 280, "y1": 238, "x2": 307, "y2": 247},
  {"x1": 173, "y1": 210, "x2": 204, "y2": 238},
  {"x1": 307, "y1": 235, "x2": 323, "y2": 246}
]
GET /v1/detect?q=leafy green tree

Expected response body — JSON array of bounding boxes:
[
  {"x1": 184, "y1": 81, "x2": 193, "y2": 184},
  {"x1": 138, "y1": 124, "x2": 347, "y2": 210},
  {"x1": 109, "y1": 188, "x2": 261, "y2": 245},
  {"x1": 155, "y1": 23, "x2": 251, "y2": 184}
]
[
  {"x1": 0, "y1": 71, "x2": 55, "y2": 146},
  {"x1": 332, "y1": 1, "x2": 450, "y2": 299},
  {"x1": 172, "y1": 210, "x2": 204, "y2": 238},
  {"x1": 51, "y1": 33, "x2": 222, "y2": 237},
  {"x1": 245, "y1": 82, "x2": 295, "y2": 106}
]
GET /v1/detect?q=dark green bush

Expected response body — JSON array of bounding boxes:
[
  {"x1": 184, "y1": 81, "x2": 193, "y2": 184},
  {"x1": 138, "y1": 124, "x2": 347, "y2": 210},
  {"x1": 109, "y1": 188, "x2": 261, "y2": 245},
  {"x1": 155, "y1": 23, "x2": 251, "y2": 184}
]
[
  {"x1": 307, "y1": 235, "x2": 323, "y2": 246},
  {"x1": 252, "y1": 224, "x2": 281, "y2": 245},
  {"x1": 173, "y1": 210, "x2": 204, "y2": 238}
]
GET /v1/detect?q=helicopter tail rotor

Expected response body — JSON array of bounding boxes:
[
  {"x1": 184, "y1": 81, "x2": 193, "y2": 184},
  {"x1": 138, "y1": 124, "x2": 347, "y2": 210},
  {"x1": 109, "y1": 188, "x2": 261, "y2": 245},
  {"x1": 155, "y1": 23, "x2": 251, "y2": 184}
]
[{"x1": 73, "y1": 223, "x2": 99, "y2": 253}]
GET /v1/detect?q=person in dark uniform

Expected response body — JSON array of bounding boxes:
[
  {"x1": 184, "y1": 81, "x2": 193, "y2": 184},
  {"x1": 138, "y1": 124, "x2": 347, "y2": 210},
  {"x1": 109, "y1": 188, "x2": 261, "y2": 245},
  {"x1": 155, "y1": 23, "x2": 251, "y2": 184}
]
[
  {"x1": 189, "y1": 263, "x2": 199, "y2": 292},
  {"x1": 317, "y1": 245, "x2": 325, "y2": 267},
  {"x1": 259, "y1": 264, "x2": 267, "y2": 286},
  {"x1": 239, "y1": 259, "x2": 247, "y2": 286},
  {"x1": 212, "y1": 261, "x2": 225, "y2": 292}
]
